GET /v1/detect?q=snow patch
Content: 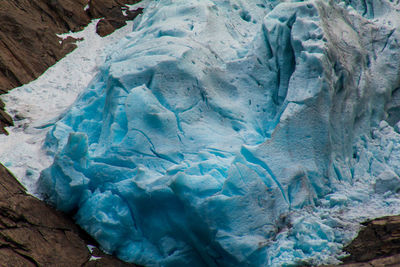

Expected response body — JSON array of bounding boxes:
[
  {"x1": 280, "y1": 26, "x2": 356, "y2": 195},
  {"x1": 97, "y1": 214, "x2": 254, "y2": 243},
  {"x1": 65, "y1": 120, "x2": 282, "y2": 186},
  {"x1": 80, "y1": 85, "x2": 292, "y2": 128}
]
[
  {"x1": 0, "y1": 20, "x2": 136, "y2": 194},
  {"x1": 89, "y1": 256, "x2": 102, "y2": 261},
  {"x1": 87, "y1": 244, "x2": 95, "y2": 254}
]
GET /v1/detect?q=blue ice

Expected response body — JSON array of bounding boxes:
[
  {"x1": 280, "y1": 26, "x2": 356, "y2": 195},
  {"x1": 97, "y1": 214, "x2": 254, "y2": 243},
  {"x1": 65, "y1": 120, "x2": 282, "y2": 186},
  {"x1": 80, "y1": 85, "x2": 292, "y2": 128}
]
[{"x1": 38, "y1": 0, "x2": 400, "y2": 266}]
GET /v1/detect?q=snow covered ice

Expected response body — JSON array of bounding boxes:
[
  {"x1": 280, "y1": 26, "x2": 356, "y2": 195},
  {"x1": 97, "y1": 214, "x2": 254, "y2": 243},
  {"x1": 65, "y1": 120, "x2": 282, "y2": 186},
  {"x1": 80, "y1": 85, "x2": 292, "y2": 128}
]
[
  {"x1": 0, "y1": 18, "x2": 144, "y2": 193},
  {"x1": 5, "y1": 0, "x2": 400, "y2": 265}
]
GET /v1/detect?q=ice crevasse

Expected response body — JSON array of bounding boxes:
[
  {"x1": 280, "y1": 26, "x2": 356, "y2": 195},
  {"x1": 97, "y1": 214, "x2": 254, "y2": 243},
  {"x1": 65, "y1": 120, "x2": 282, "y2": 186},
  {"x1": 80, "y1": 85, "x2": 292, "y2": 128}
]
[{"x1": 38, "y1": 0, "x2": 400, "y2": 266}]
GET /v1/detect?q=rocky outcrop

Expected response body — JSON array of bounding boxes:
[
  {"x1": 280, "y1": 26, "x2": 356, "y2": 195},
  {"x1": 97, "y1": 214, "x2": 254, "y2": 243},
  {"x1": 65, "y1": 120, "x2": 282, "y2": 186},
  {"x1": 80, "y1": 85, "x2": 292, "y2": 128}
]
[
  {"x1": 87, "y1": 0, "x2": 144, "y2": 37},
  {"x1": 337, "y1": 216, "x2": 400, "y2": 266},
  {"x1": 320, "y1": 216, "x2": 400, "y2": 266},
  {"x1": 337, "y1": 254, "x2": 400, "y2": 267},
  {"x1": 0, "y1": 0, "x2": 143, "y2": 133},
  {"x1": 0, "y1": 163, "x2": 139, "y2": 266}
]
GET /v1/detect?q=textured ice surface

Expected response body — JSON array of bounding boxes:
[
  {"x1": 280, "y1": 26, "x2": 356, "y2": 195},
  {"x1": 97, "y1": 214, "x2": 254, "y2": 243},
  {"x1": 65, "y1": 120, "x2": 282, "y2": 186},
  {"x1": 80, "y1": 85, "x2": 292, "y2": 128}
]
[{"x1": 38, "y1": 0, "x2": 400, "y2": 266}]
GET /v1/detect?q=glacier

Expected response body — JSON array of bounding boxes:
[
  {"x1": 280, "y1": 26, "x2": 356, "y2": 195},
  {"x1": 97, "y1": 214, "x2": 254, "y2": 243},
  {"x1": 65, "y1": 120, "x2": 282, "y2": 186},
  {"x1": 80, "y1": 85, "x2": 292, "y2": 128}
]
[{"x1": 37, "y1": 0, "x2": 400, "y2": 266}]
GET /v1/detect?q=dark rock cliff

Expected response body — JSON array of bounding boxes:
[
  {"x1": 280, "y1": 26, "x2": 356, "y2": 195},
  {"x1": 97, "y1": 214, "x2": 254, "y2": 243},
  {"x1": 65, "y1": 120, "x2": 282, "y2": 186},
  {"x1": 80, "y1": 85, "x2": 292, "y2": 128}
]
[
  {"x1": 339, "y1": 216, "x2": 400, "y2": 266},
  {"x1": 318, "y1": 216, "x2": 400, "y2": 266}
]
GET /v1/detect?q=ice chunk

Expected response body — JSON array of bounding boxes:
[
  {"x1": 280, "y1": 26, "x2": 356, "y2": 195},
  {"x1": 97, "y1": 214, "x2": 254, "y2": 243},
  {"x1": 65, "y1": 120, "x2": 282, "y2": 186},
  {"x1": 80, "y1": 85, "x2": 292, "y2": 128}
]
[
  {"x1": 38, "y1": 0, "x2": 400, "y2": 266},
  {"x1": 374, "y1": 170, "x2": 400, "y2": 194}
]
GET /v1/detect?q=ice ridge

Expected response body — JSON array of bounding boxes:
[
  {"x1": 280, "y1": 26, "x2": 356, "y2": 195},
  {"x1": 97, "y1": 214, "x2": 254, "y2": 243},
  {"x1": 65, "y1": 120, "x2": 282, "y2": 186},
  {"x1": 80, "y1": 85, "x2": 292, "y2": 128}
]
[{"x1": 38, "y1": 0, "x2": 400, "y2": 266}]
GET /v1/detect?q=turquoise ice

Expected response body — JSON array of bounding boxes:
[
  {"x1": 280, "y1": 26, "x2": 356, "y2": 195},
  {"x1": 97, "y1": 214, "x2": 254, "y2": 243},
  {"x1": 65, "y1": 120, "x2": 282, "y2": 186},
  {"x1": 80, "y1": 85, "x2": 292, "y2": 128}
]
[{"x1": 38, "y1": 0, "x2": 400, "y2": 266}]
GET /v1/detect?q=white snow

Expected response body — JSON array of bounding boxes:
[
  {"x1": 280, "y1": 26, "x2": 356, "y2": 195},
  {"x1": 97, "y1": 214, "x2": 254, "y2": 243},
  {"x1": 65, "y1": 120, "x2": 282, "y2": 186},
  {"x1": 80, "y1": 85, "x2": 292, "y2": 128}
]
[
  {"x1": 0, "y1": 20, "x2": 136, "y2": 194},
  {"x1": 89, "y1": 256, "x2": 102, "y2": 261},
  {"x1": 126, "y1": 0, "x2": 154, "y2": 11},
  {"x1": 87, "y1": 245, "x2": 95, "y2": 254},
  {"x1": 123, "y1": 0, "x2": 154, "y2": 17}
]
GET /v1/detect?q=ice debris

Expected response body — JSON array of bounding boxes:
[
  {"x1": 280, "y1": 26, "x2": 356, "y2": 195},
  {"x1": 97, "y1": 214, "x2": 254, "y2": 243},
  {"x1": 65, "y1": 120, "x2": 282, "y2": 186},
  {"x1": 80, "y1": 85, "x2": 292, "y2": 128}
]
[{"x1": 38, "y1": 0, "x2": 400, "y2": 266}]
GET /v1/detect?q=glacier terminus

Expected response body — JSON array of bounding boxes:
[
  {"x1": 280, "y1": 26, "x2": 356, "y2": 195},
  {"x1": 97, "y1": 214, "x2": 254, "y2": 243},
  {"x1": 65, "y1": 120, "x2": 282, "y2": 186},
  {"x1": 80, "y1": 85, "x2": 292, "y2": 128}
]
[{"x1": 36, "y1": 0, "x2": 400, "y2": 266}]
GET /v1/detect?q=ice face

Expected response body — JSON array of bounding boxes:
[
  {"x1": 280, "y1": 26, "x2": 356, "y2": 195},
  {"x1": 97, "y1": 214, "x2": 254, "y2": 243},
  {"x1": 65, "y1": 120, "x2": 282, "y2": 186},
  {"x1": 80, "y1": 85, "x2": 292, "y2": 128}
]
[{"x1": 38, "y1": 0, "x2": 400, "y2": 266}]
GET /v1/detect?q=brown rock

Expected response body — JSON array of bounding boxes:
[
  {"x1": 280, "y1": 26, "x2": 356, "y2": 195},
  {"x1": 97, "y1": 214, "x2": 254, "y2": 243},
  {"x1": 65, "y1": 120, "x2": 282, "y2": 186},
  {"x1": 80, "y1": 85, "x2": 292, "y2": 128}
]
[
  {"x1": 0, "y1": 0, "x2": 89, "y2": 91},
  {"x1": 87, "y1": 0, "x2": 142, "y2": 19},
  {"x1": 342, "y1": 216, "x2": 400, "y2": 263},
  {"x1": 91, "y1": 0, "x2": 144, "y2": 37},
  {"x1": 0, "y1": 163, "x2": 140, "y2": 266},
  {"x1": 323, "y1": 253, "x2": 400, "y2": 267},
  {"x1": 318, "y1": 215, "x2": 400, "y2": 266},
  {"x1": 96, "y1": 18, "x2": 125, "y2": 37}
]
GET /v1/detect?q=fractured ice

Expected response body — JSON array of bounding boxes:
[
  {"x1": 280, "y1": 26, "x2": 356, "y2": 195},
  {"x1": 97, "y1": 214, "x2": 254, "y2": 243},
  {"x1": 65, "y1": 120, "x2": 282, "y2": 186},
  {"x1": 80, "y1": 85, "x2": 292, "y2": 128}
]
[{"x1": 38, "y1": 0, "x2": 400, "y2": 265}]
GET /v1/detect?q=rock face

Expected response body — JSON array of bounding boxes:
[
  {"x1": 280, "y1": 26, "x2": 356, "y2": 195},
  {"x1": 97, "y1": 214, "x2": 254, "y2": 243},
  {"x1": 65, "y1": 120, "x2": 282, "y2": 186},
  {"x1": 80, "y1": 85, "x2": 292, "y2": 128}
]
[
  {"x1": 337, "y1": 255, "x2": 400, "y2": 267},
  {"x1": 87, "y1": 0, "x2": 144, "y2": 37},
  {"x1": 321, "y1": 215, "x2": 400, "y2": 266},
  {"x1": 0, "y1": 0, "x2": 143, "y2": 133},
  {"x1": 0, "y1": 163, "x2": 138, "y2": 267},
  {"x1": 335, "y1": 216, "x2": 400, "y2": 266}
]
